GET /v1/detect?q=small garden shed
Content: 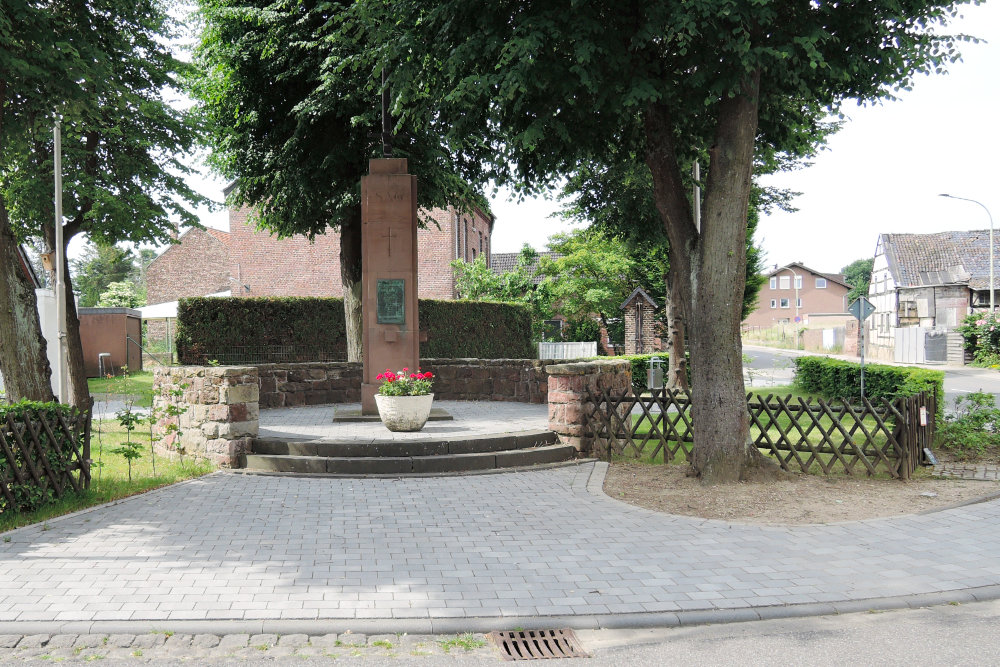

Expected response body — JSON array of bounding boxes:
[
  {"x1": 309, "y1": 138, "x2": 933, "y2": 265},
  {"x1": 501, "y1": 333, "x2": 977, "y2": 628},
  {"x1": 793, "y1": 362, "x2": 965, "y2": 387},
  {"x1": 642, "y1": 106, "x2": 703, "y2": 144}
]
[{"x1": 78, "y1": 307, "x2": 143, "y2": 377}]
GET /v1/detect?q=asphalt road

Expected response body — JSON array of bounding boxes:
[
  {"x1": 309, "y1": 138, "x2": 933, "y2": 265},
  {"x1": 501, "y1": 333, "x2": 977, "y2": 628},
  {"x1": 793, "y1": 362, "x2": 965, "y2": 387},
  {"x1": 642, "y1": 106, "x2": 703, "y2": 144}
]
[{"x1": 742, "y1": 344, "x2": 1000, "y2": 410}]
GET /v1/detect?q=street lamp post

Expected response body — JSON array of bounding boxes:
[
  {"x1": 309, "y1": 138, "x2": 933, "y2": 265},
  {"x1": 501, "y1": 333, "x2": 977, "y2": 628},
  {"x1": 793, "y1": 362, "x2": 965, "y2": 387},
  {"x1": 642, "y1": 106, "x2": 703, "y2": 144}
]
[{"x1": 940, "y1": 193, "x2": 995, "y2": 314}]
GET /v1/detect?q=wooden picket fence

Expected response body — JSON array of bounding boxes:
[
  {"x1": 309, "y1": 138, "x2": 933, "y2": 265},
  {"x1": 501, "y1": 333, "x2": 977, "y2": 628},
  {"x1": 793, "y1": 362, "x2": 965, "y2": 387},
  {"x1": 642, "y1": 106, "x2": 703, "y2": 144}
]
[
  {"x1": 0, "y1": 406, "x2": 91, "y2": 513},
  {"x1": 585, "y1": 389, "x2": 935, "y2": 479}
]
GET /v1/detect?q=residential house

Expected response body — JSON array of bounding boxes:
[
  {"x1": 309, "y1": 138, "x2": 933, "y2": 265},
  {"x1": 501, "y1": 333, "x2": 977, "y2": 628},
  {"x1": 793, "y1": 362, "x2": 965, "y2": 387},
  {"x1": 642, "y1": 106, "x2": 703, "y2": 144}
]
[
  {"x1": 743, "y1": 262, "x2": 851, "y2": 330},
  {"x1": 867, "y1": 231, "x2": 998, "y2": 363},
  {"x1": 145, "y1": 196, "x2": 494, "y2": 305}
]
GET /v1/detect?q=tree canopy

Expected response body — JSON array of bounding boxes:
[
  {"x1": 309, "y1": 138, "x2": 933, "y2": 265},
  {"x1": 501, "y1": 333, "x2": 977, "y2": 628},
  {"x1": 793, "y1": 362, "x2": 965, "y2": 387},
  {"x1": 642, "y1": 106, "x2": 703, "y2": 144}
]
[
  {"x1": 348, "y1": 0, "x2": 976, "y2": 483},
  {"x1": 842, "y1": 258, "x2": 875, "y2": 302},
  {"x1": 1, "y1": 0, "x2": 204, "y2": 404}
]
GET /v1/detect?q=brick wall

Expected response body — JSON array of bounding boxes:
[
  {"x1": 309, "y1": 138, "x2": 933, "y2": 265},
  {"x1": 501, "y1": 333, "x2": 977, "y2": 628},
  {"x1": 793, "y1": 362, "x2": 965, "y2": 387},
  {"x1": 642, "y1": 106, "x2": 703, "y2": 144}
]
[
  {"x1": 623, "y1": 301, "x2": 659, "y2": 355},
  {"x1": 145, "y1": 228, "x2": 231, "y2": 306},
  {"x1": 228, "y1": 205, "x2": 493, "y2": 299},
  {"x1": 256, "y1": 358, "x2": 561, "y2": 408}
]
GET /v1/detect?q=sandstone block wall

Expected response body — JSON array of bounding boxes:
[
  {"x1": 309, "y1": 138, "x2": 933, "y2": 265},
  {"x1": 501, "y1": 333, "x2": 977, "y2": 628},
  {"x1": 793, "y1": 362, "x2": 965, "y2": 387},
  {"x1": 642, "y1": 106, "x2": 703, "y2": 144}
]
[
  {"x1": 546, "y1": 359, "x2": 631, "y2": 455},
  {"x1": 152, "y1": 366, "x2": 259, "y2": 467},
  {"x1": 256, "y1": 359, "x2": 565, "y2": 408}
]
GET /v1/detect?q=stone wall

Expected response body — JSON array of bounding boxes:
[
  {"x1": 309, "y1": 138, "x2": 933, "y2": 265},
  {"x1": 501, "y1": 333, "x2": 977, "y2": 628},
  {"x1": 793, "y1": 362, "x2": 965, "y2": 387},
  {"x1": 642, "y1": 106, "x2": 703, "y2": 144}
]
[
  {"x1": 546, "y1": 359, "x2": 631, "y2": 455},
  {"x1": 256, "y1": 359, "x2": 564, "y2": 408},
  {"x1": 152, "y1": 366, "x2": 259, "y2": 467}
]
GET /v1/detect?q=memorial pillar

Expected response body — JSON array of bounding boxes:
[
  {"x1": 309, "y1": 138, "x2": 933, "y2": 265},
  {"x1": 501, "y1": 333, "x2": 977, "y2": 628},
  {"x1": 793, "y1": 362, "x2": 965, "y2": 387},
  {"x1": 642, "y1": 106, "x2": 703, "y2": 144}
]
[{"x1": 360, "y1": 158, "x2": 420, "y2": 414}]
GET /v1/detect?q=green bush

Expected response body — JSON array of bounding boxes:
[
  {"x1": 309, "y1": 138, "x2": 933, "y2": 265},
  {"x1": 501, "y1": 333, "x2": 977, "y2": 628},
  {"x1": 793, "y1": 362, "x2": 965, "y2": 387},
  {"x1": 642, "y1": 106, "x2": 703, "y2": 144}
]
[
  {"x1": 176, "y1": 297, "x2": 533, "y2": 364},
  {"x1": 956, "y1": 312, "x2": 1000, "y2": 368},
  {"x1": 936, "y1": 392, "x2": 1000, "y2": 460},
  {"x1": 418, "y1": 300, "x2": 533, "y2": 358},
  {"x1": 0, "y1": 401, "x2": 86, "y2": 513},
  {"x1": 793, "y1": 356, "x2": 944, "y2": 418}
]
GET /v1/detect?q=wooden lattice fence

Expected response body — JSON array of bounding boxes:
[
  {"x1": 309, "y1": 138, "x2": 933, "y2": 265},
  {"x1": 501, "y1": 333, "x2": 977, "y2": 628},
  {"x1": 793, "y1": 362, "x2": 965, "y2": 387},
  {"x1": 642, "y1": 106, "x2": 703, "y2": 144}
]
[
  {"x1": 585, "y1": 389, "x2": 935, "y2": 479},
  {"x1": 0, "y1": 404, "x2": 91, "y2": 513}
]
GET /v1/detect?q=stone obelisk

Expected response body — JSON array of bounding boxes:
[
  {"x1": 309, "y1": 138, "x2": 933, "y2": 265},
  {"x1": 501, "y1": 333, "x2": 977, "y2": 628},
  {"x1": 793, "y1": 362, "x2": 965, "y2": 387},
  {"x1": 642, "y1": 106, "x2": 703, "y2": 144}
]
[{"x1": 360, "y1": 158, "x2": 420, "y2": 414}]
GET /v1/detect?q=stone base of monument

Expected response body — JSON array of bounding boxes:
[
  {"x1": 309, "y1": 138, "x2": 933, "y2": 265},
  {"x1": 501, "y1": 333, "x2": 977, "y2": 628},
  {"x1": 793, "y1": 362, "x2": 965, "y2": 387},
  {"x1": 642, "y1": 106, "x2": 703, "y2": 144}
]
[
  {"x1": 331, "y1": 407, "x2": 454, "y2": 423},
  {"x1": 240, "y1": 430, "x2": 578, "y2": 476}
]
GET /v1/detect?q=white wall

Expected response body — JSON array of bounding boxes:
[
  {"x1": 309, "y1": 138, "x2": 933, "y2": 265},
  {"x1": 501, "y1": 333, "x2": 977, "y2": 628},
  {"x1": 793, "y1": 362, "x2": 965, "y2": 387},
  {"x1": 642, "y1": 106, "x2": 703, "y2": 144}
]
[{"x1": 0, "y1": 289, "x2": 59, "y2": 397}]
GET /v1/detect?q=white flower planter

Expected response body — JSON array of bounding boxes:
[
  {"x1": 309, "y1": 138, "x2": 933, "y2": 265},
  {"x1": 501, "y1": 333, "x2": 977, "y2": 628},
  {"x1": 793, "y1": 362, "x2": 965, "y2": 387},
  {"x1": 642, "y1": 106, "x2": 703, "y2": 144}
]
[{"x1": 374, "y1": 393, "x2": 434, "y2": 432}]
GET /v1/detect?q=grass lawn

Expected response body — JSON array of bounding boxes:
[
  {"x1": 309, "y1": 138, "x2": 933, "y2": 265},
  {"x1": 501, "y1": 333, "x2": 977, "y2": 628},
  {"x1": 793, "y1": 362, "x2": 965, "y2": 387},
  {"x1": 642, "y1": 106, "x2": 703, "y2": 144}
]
[
  {"x1": 87, "y1": 371, "x2": 155, "y2": 407},
  {"x1": 0, "y1": 419, "x2": 215, "y2": 533}
]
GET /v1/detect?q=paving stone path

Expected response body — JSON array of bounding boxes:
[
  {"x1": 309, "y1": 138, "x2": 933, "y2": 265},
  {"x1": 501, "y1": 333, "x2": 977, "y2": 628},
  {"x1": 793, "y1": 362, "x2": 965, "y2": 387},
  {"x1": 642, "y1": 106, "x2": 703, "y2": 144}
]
[
  {"x1": 259, "y1": 400, "x2": 550, "y2": 441},
  {"x1": 0, "y1": 631, "x2": 494, "y2": 662},
  {"x1": 3, "y1": 462, "x2": 1000, "y2": 630}
]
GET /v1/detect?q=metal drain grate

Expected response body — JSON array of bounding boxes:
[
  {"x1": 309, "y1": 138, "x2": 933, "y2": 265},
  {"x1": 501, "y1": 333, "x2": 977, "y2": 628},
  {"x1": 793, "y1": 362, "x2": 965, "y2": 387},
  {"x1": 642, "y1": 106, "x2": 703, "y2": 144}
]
[{"x1": 488, "y1": 629, "x2": 589, "y2": 661}]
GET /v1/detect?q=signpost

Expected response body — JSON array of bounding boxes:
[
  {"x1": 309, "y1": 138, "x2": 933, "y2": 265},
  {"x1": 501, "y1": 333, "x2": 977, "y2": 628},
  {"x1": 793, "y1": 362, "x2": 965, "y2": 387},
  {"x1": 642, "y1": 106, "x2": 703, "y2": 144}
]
[{"x1": 848, "y1": 297, "x2": 877, "y2": 398}]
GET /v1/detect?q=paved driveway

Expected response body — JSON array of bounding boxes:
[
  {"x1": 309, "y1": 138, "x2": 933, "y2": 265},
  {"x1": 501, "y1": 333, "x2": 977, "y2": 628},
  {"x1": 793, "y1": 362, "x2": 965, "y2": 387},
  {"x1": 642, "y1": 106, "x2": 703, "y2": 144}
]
[{"x1": 2, "y1": 464, "x2": 999, "y2": 626}]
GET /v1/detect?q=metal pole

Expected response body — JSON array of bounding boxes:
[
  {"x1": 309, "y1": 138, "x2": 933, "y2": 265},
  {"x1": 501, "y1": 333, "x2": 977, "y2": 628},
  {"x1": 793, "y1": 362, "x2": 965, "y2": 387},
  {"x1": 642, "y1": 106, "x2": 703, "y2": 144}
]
[
  {"x1": 939, "y1": 194, "x2": 995, "y2": 313},
  {"x1": 53, "y1": 116, "x2": 68, "y2": 402},
  {"x1": 692, "y1": 160, "x2": 701, "y2": 232}
]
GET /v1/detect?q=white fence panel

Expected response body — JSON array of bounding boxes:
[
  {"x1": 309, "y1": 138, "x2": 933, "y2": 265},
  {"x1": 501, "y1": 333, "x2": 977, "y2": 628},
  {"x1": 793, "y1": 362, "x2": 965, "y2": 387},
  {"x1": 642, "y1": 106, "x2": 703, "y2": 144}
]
[
  {"x1": 538, "y1": 341, "x2": 598, "y2": 360},
  {"x1": 894, "y1": 326, "x2": 926, "y2": 364}
]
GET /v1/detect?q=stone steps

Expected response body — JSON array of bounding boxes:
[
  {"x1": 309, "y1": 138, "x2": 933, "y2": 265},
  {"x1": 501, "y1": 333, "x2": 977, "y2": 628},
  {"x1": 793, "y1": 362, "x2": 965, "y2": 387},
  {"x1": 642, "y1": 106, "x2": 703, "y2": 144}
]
[{"x1": 241, "y1": 429, "x2": 577, "y2": 475}]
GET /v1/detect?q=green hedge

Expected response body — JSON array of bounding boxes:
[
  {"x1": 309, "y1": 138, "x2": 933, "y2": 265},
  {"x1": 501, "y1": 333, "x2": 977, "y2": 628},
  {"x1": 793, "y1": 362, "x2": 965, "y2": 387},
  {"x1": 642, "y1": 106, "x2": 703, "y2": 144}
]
[
  {"x1": 793, "y1": 356, "x2": 944, "y2": 418},
  {"x1": 176, "y1": 297, "x2": 533, "y2": 364},
  {"x1": 0, "y1": 401, "x2": 86, "y2": 513},
  {"x1": 418, "y1": 300, "x2": 533, "y2": 359}
]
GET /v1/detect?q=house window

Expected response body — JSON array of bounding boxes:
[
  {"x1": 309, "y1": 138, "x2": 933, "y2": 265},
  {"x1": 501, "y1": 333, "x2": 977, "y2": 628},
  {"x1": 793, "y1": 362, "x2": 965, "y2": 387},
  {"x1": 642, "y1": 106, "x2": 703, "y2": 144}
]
[
  {"x1": 816, "y1": 278, "x2": 827, "y2": 288},
  {"x1": 769, "y1": 277, "x2": 777, "y2": 289},
  {"x1": 780, "y1": 298, "x2": 790, "y2": 308},
  {"x1": 794, "y1": 276, "x2": 802, "y2": 289},
  {"x1": 779, "y1": 276, "x2": 790, "y2": 289},
  {"x1": 796, "y1": 298, "x2": 802, "y2": 308},
  {"x1": 770, "y1": 299, "x2": 777, "y2": 308}
]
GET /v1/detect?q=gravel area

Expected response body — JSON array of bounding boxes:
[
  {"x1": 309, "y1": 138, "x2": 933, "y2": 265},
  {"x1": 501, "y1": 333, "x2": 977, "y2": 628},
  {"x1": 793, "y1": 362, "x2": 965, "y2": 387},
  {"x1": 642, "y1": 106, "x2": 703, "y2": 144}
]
[{"x1": 603, "y1": 461, "x2": 1000, "y2": 524}]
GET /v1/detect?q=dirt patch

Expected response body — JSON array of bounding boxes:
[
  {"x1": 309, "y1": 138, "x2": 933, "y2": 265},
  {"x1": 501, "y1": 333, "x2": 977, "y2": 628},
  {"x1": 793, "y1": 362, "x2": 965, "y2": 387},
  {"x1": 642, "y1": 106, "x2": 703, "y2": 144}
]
[{"x1": 603, "y1": 461, "x2": 1000, "y2": 524}]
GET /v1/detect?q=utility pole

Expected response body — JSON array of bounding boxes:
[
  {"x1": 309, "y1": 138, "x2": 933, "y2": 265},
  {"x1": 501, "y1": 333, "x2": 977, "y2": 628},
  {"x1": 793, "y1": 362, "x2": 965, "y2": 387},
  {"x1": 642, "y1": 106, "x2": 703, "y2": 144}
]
[{"x1": 53, "y1": 116, "x2": 68, "y2": 402}]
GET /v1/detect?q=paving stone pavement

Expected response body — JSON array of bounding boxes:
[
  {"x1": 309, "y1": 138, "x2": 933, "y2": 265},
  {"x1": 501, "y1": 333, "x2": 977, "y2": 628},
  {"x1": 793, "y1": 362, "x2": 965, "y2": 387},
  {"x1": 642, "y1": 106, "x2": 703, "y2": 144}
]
[
  {"x1": 3, "y1": 462, "x2": 1000, "y2": 636},
  {"x1": 258, "y1": 400, "x2": 550, "y2": 441}
]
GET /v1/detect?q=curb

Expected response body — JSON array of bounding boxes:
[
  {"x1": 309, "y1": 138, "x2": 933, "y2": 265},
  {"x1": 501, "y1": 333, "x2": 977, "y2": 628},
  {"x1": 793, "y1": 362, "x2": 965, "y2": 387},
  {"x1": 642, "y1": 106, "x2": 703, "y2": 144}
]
[{"x1": 1, "y1": 586, "x2": 999, "y2": 637}]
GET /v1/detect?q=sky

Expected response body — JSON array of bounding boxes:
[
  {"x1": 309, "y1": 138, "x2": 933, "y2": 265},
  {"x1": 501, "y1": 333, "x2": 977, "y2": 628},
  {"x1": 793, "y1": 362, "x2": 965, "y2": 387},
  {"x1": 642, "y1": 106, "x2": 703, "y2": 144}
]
[{"x1": 188, "y1": 1, "x2": 999, "y2": 273}]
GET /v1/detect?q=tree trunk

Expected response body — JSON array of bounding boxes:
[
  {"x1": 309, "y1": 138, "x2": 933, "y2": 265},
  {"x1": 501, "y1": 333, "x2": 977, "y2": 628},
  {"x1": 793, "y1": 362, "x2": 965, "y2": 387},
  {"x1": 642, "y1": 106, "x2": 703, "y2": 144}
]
[
  {"x1": 0, "y1": 196, "x2": 55, "y2": 402},
  {"x1": 61, "y1": 260, "x2": 92, "y2": 411},
  {"x1": 645, "y1": 73, "x2": 776, "y2": 484},
  {"x1": 664, "y1": 269, "x2": 689, "y2": 391},
  {"x1": 341, "y1": 206, "x2": 363, "y2": 362}
]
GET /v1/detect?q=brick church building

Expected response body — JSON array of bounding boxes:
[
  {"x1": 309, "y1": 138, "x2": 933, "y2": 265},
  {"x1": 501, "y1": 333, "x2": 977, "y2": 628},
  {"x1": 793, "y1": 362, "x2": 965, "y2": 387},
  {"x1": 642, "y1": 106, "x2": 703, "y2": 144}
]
[{"x1": 146, "y1": 201, "x2": 494, "y2": 307}]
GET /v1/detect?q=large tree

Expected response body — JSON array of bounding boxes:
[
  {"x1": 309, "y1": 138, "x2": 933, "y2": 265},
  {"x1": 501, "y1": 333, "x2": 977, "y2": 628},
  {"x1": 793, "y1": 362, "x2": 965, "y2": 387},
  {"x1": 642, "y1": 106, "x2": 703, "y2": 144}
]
[
  {"x1": 191, "y1": 0, "x2": 484, "y2": 361},
  {"x1": 559, "y1": 146, "x2": 774, "y2": 387},
  {"x1": 72, "y1": 242, "x2": 140, "y2": 308},
  {"x1": 1, "y1": 0, "x2": 205, "y2": 408},
  {"x1": 842, "y1": 258, "x2": 875, "y2": 302},
  {"x1": 354, "y1": 0, "x2": 974, "y2": 482}
]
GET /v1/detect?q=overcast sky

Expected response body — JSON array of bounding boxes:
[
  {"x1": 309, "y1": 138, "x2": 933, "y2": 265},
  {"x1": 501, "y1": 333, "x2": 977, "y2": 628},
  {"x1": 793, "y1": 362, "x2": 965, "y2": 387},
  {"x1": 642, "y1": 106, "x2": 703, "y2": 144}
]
[{"x1": 191, "y1": 2, "x2": 998, "y2": 274}]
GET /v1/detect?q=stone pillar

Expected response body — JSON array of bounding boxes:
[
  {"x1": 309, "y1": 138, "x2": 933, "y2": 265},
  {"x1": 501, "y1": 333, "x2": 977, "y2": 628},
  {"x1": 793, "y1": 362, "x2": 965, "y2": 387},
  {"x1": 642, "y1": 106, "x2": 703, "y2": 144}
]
[
  {"x1": 360, "y1": 158, "x2": 421, "y2": 414},
  {"x1": 152, "y1": 366, "x2": 259, "y2": 467},
  {"x1": 547, "y1": 359, "x2": 630, "y2": 455}
]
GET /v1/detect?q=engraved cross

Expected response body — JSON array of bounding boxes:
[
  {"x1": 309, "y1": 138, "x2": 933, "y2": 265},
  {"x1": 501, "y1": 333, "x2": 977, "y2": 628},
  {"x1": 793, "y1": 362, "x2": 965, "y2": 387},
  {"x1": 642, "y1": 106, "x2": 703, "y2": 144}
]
[{"x1": 381, "y1": 226, "x2": 398, "y2": 257}]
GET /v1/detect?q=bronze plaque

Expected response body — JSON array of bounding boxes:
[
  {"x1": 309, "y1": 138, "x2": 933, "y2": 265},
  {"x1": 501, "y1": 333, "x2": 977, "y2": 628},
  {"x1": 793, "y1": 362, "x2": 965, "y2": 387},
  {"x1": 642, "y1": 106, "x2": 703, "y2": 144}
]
[{"x1": 376, "y1": 279, "x2": 405, "y2": 324}]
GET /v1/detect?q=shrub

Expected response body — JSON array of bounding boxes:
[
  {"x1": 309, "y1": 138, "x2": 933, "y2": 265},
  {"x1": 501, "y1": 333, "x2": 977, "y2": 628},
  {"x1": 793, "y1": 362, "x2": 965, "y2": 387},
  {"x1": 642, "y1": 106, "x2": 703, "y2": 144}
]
[
  {"x1": 936, "y1": 391, "x2": 1000, "y2": 460},
  {"x1": 956, "y1": 312, "x2": 1000, "y2": 367},
  {"x1": 0, "y1": 401, "x2": 86, "y2": 513},
  {"x1": 176, "y1": 297, "x2": 533, "y2": 364},
  {"x1": 793, "y1": 356, "x2": 944, "y2": 419},
  {"x1": 418, "y1": 300, "x2": 534, "y2": 358}
]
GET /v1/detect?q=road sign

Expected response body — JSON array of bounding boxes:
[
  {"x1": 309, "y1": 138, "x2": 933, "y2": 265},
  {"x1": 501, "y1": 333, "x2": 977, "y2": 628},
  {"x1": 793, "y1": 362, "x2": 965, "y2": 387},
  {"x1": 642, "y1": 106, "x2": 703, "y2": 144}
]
[{"x1": 848, "y1": 296, "x2": 876, "y2": 322}]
